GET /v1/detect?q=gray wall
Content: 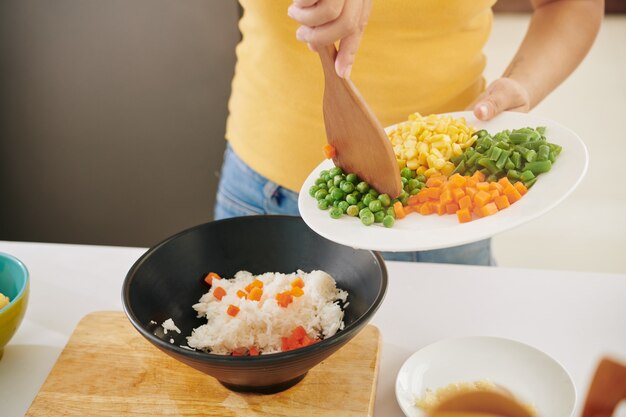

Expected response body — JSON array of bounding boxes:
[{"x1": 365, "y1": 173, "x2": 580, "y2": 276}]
[{"x1": 0, "y1": 1, "x2": 240, "y2": 247}]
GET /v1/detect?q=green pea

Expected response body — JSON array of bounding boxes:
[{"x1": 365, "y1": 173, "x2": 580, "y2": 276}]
[
  {"x1": 399, "y1": 191, "x2": 409, "y2": 206},
  {"x1": 401, "y1": 167, "x2": 412, "y2": 179},
  {"x1": 356, "y1": 201, "x2": 366, "y2": 210},
  {"x1": 328, "y1": 186, "x2": 337, "y2": 194},
  {"x1": 309, "y1": 185, "x2": 319, "y2": 197},
  {"x1": 314, "y1": 189, "x2": 328, "y2": 200},
  {"x1": 346, "y1": 173, "x2": 358, "y2": 184},
  {"x1": 319, "y1": 170, "x2": 329, "y2": 178},
  {"x1": 417, "y1": 174, "x2": 426, "y2": 183},
  {"x1": 407, "y1": 179, "x2": 420, "y2": 191},
  {"x1": 362, "y1": 194, "x2": 373, "y2": 206},
  {"x1": 329, "y1": 167, "x2": 343, "y2": 177},
  {"x1": 346, "y1": 193, "x2": 358, "y2": 205},
  {"x1": 410, "y1": 188, "x2": 420, "y2": 195},
  {"x1": 323, "y1": 174, "x2": 332, "y2": 182},
  {"x1": 317, "y1": 199, "x2": 329, "y2": 210},
  {"x1": 368, "y1": 189, "x2": 379, "y2": 198},
  {"x1": 340, "y1": 181, "x2": 355, "y2": 193},
  {"x1": 383, "y1": 215, "x2": 395, "y2": 228},
  {"x1": 374, "y1": 210, "x2": 385, "y2": 223},
  {"x1": 315, "y1": 178, "x2": 326, "y2": 186},
  {"x1": 346, "y1": 205, "x2": 359, "y2": 217},
  {"x1": 368, "y1": 199, "x2": 382, "y2": 213},
  {"x1": 329, "y1": 206, "x2": 343, "y2": 219},
  {"x1": 333, "y1": 200, "x2": 340, "y2": 207},
  {"x1": 327, "y1": 180, "x2": 334, "y2": 189},
  {"x1": 359, "y1": 209, "x2": 374, "y2": 226},
  {"x1": 410, "y1": 169, "x2": 417, "y2": 179},
  {"x1": 333, "y1": 175, "x2": 343, "y2": 187},
  {"x1": 325, "y1": 194, "x2": 334, "y2": 204},
  {"x1": 331, "y1": 188, "x2": 344, "y2": 201},
  {"x1": 337, "y1": 201, "x2": 349, "y2": 213},
  {"x1": 356, "y1": 181, "x2": 369, "y2": 193},
  {"x1": 317, "y1": 182, "x2": 328, "y2": 190},
  {"x1": 401, "y1": 177, "x2": 408, "y2": 185},
  {"x1": 386, "y1": 207, "x2": 396, "y2": 218},
  {"x1": 378, "y1": 194, "x2": 391, "y2": 207}
]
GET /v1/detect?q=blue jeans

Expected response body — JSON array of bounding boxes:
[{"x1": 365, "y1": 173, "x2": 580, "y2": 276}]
[{"x1": 214, "y1": 145, "x2": 495, "y2": 265}]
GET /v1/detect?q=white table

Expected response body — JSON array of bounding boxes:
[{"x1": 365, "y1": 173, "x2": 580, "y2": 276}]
[{"x1": 1, "y1": 240, "x2": 625, "y2": 417}]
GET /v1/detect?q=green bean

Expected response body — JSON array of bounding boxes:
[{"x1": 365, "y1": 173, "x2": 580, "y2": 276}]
[
  {"x1": 511, "y1": 151, "x2": 522, "y2": 169},
  {"x1": 524, "y1": 149, "x2": 537, "y2": 163},
  {"x1": 478, "y1": 158, "x2": 500, "y2": 175},
  {"x1": 504, "y1": 159, "x2": 515, "y2": 171},
  {"x1": 507, "y1": 170, "x2": 521, "y2": 181},
  {"x1": 520, "y1": 170, "x2": 535, "y2": 182},
  {"x1": 452, "y1": 160, "x2": 466, "y2": 175},
  {"x1": 524, "y1": 177, "x2": 538, "y2": 188},
  {"x1": 537, "y1": 144, "x2": 550, "y2": 161},
  {"x1": 495, "y1": 150, "x2": 511, "y2": 170},
  {"x1": 490, "y1": 146, "x2": 503, "y2": 162},
  {"x1": 524, "y1": 160, "x2": 552, "y2": 175}
]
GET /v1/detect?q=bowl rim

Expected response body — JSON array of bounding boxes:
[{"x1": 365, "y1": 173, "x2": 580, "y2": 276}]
[
  {"x1": 0, "y1": 252, "x2": 30, "y2": 314},
  {"x1": 122, "y1": 215, "x2": 388, "y2": 363}
]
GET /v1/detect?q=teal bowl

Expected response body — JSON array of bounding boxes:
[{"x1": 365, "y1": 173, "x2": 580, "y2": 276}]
[{"x1": 0, "y1": 252, "x2": 29, "y2": 360}]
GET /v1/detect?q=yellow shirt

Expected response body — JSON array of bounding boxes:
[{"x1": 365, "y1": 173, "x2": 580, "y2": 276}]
[{"x1": 226, "y1": 0, "x2": 495, "y2": 192}]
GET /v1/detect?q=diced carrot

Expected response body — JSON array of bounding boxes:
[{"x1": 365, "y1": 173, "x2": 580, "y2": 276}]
[
  {"x1": 213, "y1": 286, "x2": 226, "y2": 301},
  {"x1": 422, "y1": 187, "x2": 441, "y2": 199},
  {"x1": 474, "y1": 190, "x2": 492, "y2": 207},
  {"x1": 471, "y1": 170, "x2": 486, "y2": 182},
  {"x1": 291, "y1": 277, "x2": 304, "y2": 288},
  {"x1": 466, "y1": 187, "x2": 477, "y2": 200},
  {"x1": 494, "y1": 195, "x2": 511, "y2": 210},
  {"x1": 300, "y1": 336, "x2": 315, "y2": 347},
  {"x1": 448, "y1": 173, "x2": 467, "y2": 188},
  {"x1": 504, "y1": 185, "x2": 523, "y2": 204},
  {"x1": 513, "y1": 181, "x2": 528, "y2": 196},
  {"x1": 292, "y1": 326, "x2": 307, "y2": 342},
  {"x1": 466, "y1": 178, "x2": 478, "y2": 187},
  {"x1": 407, "y1": 195, "x2": 420, "y2": 206},
  {"x1": 404, "y1": 205, "x2": 415, "y2": 214},
  {"x1": 290, "y1": 286, "x2": 304, "y2": 297},
  {"x1": 498, "y1": 177, "x2": 513, "y2": 189},
  {"x1": 245, "y1": 279, "x2": 263, "y2": 293},
  {"x1": 490, "y1": 190, "x2": 500, "y2": 200},
  {"x1": 322, "y1": 144, "x2": 336, "y2": 159},
  {"x1": 393, "y1": 201, "x2": 406, "y2": 219},
  {"x1": 248, "y1": 287, "x2": 263, "y2": 301},
  {"x1": 204, "y1": 272, "x2": 221, "y2": 285},
  {"x1": 236, "y1": 290, "x2": 247, "y2": 299},
  {"x1": 457, "y1": 208, "x2": 472, "y2": 223},
  {"x1": 249, "y1": 347, "x2": 259, "y2": 356},
  {"x1": 426, "y1": 176, "x2": 446, "y2": 188},
  {"x1": 473, "y1": 205, "x2": 483, "y2": 218},
  {"x1": 476, "y1": 182, "x2": 490, "y2": 192},
  {"x1": 419, "y1": 203, "x2": 434, "y2": 215},
  {"x1": 276, "y1": 292, "x2": 293, "y2": 308},
  {"x1": 446, "y1": 203, "x2": 459, "y2": 215},
  {"x1": 458, "y1": 195, "x2": 472, "y2": 210},
  {"x1": 439, "y1": 189, "x2": 453, "y2": 205},
  {"x1": 227, "y1": 304, "x2": 240, "y2": 317},
  {"x1": 489, "y1": 182, "x2": 504, "y2": 192},
  {"x1": 480, "y1": 202, "x2": 499, "y2": 217},
  {"x1": 452, "y1": 187, "x2": 465, "y2": 202},
  {"x1": 281, "y1": 337, "x2": 290, "y2": 351},
  {"x1": 436, "y1": 203, "x2": 446, "y2": 216}
]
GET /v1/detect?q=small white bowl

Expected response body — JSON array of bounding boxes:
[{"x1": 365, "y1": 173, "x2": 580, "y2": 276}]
[{"x1": 395, "y1": 336, "x2": 576, "y2": 417}]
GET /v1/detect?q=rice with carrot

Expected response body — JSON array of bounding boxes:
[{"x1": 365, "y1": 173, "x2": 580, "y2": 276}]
[{"x1": 187, "y1": 270, "x2": 348, "y2": 355}]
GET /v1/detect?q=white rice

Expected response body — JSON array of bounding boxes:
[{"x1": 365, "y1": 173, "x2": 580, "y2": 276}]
[
  {"x1": 161, "y1": 318, "x2": 181, "y2": 334},
  {"x1": 187, "y1": 270, "x2": 348, "y2": 355}
]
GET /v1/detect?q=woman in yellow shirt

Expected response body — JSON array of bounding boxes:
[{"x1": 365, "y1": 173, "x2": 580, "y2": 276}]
[{"x1": 215, "y1": 0, "x2": 602, "y2": 264}]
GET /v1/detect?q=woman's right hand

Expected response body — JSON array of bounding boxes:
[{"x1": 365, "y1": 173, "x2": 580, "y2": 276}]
[{"x1": 288, "y1": 0, "x2": 373, "y2": 79}]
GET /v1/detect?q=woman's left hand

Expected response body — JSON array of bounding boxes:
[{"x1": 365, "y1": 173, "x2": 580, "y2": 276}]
[{"x1": 470, "y1": 77, "x2": 531, "y2": 121}]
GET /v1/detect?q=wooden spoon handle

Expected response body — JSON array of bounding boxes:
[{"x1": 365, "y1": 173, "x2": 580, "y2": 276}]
[{"x1": 318, "y1": 44, "x2": 339, "y2": 80}]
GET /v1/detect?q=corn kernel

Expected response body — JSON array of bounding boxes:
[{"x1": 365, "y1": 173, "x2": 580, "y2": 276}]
[{"x1": 406, "y1": 159, "x2": 419, "y2": 170}]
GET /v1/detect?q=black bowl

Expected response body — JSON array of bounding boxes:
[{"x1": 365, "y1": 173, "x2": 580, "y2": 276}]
[{"x1": 122, "y1": 215, "x2": 387, "y2": 394}]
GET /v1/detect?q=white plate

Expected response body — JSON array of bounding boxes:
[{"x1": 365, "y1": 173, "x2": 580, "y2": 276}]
[
  {"x1": 298, "y1": 111, "x2": 588, "y2": 252},
  {"x1": 395, "y1": 336, "x2": 576, "y2": 417}
]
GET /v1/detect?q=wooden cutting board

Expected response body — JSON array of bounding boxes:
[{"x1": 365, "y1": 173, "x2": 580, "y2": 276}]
[{"x1": 26, "y1": 311, "x2": 381, "y2": 417}]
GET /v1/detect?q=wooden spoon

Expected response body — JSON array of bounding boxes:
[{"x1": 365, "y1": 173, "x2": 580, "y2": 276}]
[
  {"x1": 428, "y1": 390, "x2": 535, "y2": 417},
  {"x1": 318, "y1": 44, "x2": 402, "y2": 198},
  {"x1": 582, "y1": 357, "x2": 626, "y2": 417}
]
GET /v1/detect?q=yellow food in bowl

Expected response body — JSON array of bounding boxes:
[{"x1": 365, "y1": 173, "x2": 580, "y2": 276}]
[{"x1": 0, "y1": 293, "x2": 9, "y2": 309}]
